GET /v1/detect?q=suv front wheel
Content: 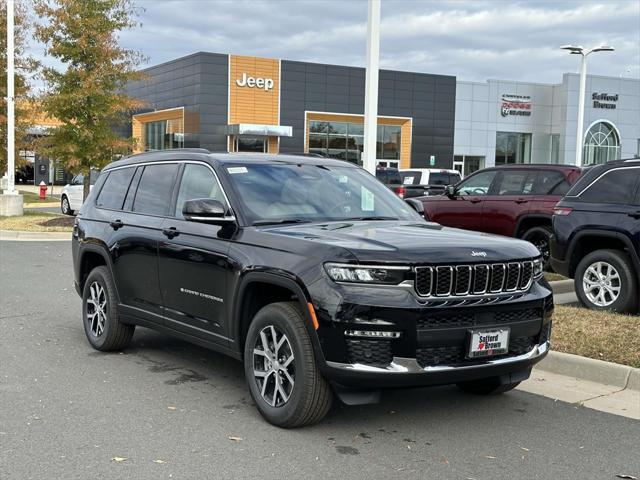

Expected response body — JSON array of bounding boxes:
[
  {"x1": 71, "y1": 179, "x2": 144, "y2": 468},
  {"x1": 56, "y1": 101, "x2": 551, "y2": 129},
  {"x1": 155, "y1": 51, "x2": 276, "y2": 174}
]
[
  {"x1": 243, "y1": 302, "x2": 332, "y2": 428},
  {"x1": 575, "y1": 249, "x2": 638, "y2": 313}
]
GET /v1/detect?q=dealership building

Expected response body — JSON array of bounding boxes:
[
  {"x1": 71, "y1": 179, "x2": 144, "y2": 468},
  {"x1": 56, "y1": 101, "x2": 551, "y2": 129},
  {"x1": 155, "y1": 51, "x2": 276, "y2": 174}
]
[{"x1": 120, "y1": 52, "x2": 639, "y2": 176}]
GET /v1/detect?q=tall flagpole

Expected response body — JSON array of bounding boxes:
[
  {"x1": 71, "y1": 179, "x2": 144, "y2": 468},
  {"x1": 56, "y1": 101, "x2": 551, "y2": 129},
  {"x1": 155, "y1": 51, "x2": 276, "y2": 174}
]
[{"x1": 363, "y1": 0, "x2": 381, "y2": 174}]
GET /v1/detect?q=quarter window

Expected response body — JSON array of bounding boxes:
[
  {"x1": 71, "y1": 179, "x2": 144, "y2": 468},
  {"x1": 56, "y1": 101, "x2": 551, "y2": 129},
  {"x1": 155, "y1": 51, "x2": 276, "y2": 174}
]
[
  {"x1": 132, "y1": 164, "x2": 179, "y2": 216},
  {"x1": 457, "y1": 170, "x2": 497, "y2": 196},
  {"x1": 175, "y1": 164, "x2": 227, "y2": 219},
  {"x1": 579, "y1": 168, "x2": 638, "y2": 204},
  {"x1": 96, "y1": 168, "x2": 136, "y2": 210}
]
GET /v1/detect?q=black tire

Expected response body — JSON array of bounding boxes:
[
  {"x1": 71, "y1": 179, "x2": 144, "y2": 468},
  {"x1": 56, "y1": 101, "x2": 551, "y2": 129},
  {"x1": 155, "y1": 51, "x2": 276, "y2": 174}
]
[
  {"x1": 61, "y1": 195, "x2": 74, "y2": 216},
  {"x1": 574, "y1": 249, "x2": 638, "y2": 313},
  {"x1": 243, "y1": 302, "x2": 332, "y2": 428},
  {"x1": 82, "y1": 266, "x2": 134, "y2": 351},
  {"x1": 522, "y1": 225, "x2": 552, "y2": 270},
  {"x1": 457, "y1": 378, "x2": 520, "y2": 395}
]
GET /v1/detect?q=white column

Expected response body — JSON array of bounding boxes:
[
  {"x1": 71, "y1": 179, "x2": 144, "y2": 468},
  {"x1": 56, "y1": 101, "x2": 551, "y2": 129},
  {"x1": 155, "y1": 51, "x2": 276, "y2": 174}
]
[
  {"x1": 5, "y1": 0, "x2": 16, "y2": 193},
  {"x1": 575, "y1": 53, "x2": 588, "y2": 166},
  {"x1": 363, "y1": 0, "x2": 381, "y2": 174}
]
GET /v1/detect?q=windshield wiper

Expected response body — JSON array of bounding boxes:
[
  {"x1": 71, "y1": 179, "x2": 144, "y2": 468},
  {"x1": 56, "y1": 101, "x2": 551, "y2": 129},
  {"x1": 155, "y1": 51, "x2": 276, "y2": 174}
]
[
  {"x1": 342, "y1": 216, "x2": 398, "y2": 221},
  {"x1": 252, "y1": 219, "x2": 310, "y2": 226}
]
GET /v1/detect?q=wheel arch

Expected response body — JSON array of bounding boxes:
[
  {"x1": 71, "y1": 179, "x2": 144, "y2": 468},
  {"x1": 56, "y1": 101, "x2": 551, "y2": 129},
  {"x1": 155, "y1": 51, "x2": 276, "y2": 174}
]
[
  {"x1": 514, "y1": 214, "x2": 552, "y2": 238},
  {"x1": 567, "y1": 230, "x2": 640, "y2": 280},
  {"x1": 78, "y1": 244, "x2": 117, "y2": 298},
  {"x1": 232, "y1": 271, "x2": 324, "y2": 361}
]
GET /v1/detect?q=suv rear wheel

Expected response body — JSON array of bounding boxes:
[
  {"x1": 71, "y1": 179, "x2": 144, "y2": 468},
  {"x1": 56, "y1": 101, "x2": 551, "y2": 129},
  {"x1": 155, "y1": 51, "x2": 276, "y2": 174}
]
[
  {"x1": 575, "y1": 249, "x2": 638, "y2": 313},
  {"x1": 522, "y1": 226, "x2": 552, "y2": 270},
  {"x1": 82, "y1": 266, "x2": 135, "y2": 350},
  {"x1": 243, "y1": 302, "x2": 332, "y2": 428}
]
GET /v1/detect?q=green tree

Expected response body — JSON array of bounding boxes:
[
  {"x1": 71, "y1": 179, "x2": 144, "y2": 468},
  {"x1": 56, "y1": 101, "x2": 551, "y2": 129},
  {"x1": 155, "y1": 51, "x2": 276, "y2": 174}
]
[
  {"x1": 1, "y1": 0, "x2": 37, "y2": 176},
  {"x1": 35, "y1": 0, "x2": 145, "y2": 198}
]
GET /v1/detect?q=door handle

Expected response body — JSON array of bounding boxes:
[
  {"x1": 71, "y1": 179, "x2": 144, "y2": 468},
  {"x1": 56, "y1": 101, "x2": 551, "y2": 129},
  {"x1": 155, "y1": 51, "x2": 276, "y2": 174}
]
[
  {"x1": 628, "y1": 211, "x2": 640, "y2": 219},
  {"x1": 469, "y1": 198, "x2": 482, "y2": 204},
  {"x1": 109, "y1": 219, "x2": 124, "y2": 230},
  {"x1": 515, "y1": 199, "x2": 528, "y2": 204},
  {"x1": 162, "y1": 227, "x2": 180, "y2": 239}
]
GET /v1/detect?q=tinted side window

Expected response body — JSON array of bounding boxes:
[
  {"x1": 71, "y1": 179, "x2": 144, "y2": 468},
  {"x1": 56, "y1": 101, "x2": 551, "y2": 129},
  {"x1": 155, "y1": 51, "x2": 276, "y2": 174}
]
[
  {"x1": 579, "y1": 168, "x2": 639, "y2": 204},
  {"x1": 457, "y1": 170, "x2": 497, "y2": 196},
  {"x1": 96, "y1": 168, "x2": 136, "y2": 210},
  {"x1": 429, "y1": 172, "x2": 450, "y2": 185},
  {"x1": 533, "y1": 170, "x2": 570, "y2": 195},
  {"x1": 132, "y1": 164, "x2": 179, "y2": 216},
  {"x1": 449, "y1": 173, "x2": 462, "y2": 185},
  {"x1": 175, "y1": 164, "x2": 227, "y2": 219},
  {"x1": 497, "y1": 170, "x2": 529, "y2": 195}
]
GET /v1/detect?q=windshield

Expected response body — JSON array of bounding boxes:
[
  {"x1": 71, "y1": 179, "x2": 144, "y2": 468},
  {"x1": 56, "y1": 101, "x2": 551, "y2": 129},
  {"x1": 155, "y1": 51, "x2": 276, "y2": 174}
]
[{"x1": 224, "y1": 163, "x2": 422, "y2": 225}]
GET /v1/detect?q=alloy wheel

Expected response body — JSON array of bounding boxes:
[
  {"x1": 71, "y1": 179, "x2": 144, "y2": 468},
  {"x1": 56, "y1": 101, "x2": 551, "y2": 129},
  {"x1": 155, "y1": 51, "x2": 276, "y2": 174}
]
[
  {"x1": 62, "y1": 197, "x2": 70, "y2": 214},
  {"x1": 252, "y1": 325, "x2": 295, "y2": 407},
  {"x1": 583, "y1": 261, "x2": 621, "y2": 307},
  {"x1": 86, "y1": 281, "x2": 107, "y2": 337}
]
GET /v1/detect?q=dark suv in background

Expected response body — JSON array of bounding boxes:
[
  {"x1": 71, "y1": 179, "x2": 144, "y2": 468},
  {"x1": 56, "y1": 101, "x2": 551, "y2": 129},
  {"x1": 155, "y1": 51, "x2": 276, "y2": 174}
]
[
  {"x1": 551, "y1": 159, "x2": 640, "y2": 313},
  {"x1": 418, "y1": 164, "x2": 582, "y2": 267},
  {"x1": 72, "y1": 150, "x2": 552, "y2": 427}
]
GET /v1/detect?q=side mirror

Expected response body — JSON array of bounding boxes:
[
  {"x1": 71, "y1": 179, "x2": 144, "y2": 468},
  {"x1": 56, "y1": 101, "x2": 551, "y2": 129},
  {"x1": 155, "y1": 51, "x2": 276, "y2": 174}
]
[
  {"x1": 405, "y1": 198, "x2": 424, "y2": 214},
  {"x1": 182, "y1": 198, "x2": 235, "y2": 224},
  {"x1": 445, "y1": 185, "x2": 456, "y2": 198}
]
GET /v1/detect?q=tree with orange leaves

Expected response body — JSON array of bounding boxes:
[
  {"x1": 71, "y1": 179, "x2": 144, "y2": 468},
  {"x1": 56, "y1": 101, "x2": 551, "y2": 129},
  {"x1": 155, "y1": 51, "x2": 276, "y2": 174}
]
[{"x1": 35, "y1": 0, "x2": 146, "y2": 199}]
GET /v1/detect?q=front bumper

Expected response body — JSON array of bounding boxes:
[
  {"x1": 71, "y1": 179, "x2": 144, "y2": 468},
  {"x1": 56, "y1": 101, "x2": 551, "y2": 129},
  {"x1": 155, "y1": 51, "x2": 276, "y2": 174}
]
[{"x1": 313, "y1": 281, "x2": 554, "y2": 388}]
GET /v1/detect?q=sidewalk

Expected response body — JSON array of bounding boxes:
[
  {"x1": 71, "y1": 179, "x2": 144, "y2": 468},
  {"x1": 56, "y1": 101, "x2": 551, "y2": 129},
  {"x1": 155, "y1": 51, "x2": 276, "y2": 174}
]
[{"x1": 0, "y1": 230, "x2": 70, "y2": 241}]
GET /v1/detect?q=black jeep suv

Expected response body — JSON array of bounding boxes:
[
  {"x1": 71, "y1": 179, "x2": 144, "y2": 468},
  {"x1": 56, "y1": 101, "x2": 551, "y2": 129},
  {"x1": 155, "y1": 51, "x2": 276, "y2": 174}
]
[
  {"x1": 72, "y1": 150, "x2": 553, "y2": 427},
  {"x1": 550, "y1": 159, "x2": 640, "y2": 313}
]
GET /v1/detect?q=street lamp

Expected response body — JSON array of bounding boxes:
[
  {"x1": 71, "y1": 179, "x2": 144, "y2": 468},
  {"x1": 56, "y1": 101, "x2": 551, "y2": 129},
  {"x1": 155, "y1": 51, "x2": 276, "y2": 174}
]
[{"x1": 560, "y1": 44, "x2": 614, "y2": 166}]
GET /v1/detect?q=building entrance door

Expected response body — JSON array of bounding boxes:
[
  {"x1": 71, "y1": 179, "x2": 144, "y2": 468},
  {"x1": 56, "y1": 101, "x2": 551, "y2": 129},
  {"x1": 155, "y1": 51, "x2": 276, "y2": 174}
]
[{"x1": 235, "y1": 136, "x2": 267, "y2": 153}]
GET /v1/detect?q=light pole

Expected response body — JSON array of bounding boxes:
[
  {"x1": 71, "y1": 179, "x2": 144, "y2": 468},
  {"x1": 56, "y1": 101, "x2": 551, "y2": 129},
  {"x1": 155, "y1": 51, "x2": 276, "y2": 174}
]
[
  {"x1": 560, "y1": 44, "x2": 614, "y2": 166},
  {"x1": 5, "y1": 0, "x2": 15, "y2": 194},
  {"x1": 363, "y1": 0, "x2": 381, "y2": 174}
]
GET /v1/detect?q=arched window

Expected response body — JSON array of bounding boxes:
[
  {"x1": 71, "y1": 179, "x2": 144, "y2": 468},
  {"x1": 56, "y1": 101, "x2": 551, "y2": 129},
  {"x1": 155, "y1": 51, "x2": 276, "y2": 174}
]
[{"x1": 583, "y1": 121, "x2": 620, "y2": 165}]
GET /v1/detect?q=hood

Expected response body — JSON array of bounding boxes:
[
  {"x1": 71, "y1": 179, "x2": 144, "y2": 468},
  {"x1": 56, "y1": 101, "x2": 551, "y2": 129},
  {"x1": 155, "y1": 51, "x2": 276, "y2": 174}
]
[{"x1": 257, "y1": 220, "x2": 540, "y2": 264}]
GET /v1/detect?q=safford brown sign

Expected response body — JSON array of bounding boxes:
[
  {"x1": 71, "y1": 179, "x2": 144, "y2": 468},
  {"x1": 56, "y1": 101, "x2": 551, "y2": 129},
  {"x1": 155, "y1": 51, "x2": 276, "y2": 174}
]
[
  {"x1": 592, "y1": 92, "x2": 618, "y2": 110},
  {"x1": 501, "y1": 94, "x2": 532, "y2": 117}
]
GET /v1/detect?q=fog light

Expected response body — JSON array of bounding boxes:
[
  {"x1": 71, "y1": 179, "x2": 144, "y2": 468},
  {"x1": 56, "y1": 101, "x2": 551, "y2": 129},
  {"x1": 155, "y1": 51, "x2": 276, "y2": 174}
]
[{"x1": 344, "y1": 330, "x2": 401, "y2": 339}]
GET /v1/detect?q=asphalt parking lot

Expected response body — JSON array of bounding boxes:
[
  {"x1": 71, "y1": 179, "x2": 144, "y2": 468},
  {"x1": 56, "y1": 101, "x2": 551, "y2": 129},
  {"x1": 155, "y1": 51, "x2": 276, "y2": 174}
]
[{"x1": 1, "y1": 240, "x2": 639, "y2": 480}]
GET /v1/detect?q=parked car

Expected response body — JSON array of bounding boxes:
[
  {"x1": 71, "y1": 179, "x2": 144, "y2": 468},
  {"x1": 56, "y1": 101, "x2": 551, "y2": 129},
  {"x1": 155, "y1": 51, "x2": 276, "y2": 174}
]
[
  {"x1": 399, "y1": 168, "x2": 462, "y2": 197},
  {"x1": 418, "y1": 164, "x2": 582, "y2": 267},
  {"x1": 72, "y1": 150, "x2": 552, "y2": 427},
  {"x1": 375, "y1": 166, "x2": 407, "y2": 198},
  {"x1": 550, "y1": 159, "x2": 640, "y2": 313},
  {"x1": 60, "y1": 170, "x2": 100, "y2": 215}
]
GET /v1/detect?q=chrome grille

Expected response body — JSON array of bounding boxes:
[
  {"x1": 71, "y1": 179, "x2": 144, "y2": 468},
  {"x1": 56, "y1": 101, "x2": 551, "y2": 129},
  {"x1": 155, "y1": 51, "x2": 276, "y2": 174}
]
[{"x1": 415, "y1": 260, "x2": 535, "y2": 298}]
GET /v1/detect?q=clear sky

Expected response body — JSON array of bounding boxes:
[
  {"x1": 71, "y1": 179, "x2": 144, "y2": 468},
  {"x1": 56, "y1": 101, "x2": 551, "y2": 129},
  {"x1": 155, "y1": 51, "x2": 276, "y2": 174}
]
[{"x1": 30, "y1": 0, "x2": 640, "y2": 85}]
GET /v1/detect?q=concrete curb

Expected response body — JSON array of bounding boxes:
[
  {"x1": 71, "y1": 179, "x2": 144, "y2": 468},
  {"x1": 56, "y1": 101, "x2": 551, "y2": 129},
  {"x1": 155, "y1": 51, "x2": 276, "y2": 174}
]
[
  {"x1": 536, "y1": 350, "x2": 639, "y2": 391},
  {"x1": 549, "y1": 279, "x2": 574, "y2": 294},
  {"x1": 24, "y1": 202, "x2": 60, "y2": 208},
  {"x1": 0, "y1": 229, "x2": 71, "y2": 241}
]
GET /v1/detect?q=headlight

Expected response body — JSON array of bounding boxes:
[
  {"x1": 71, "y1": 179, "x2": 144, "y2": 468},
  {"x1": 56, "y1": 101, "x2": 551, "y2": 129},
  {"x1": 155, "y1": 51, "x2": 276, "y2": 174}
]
[
  {"x1": 324, "y1": 263, "x2": 409, "y2": 285},
  {"x1": 533, "y1": 258, "x2": 544, "y2": 279}
]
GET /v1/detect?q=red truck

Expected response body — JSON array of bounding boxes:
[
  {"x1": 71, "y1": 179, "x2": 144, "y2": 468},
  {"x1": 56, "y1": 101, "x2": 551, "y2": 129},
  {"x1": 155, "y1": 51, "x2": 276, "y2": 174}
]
[{"x1": 418, "y1": 164, "x2": 582, "y2": 267}]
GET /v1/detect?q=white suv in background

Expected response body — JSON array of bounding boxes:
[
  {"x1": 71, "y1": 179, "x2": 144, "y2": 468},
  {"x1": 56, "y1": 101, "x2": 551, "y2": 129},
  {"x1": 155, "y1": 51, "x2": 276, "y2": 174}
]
[{"x1": 60, "y1": 170, "x2": 99, "y2": 215}]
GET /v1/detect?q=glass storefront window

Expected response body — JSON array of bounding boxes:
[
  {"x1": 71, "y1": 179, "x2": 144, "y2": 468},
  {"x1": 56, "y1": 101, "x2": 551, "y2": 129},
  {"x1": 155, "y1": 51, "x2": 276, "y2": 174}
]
[
  {"x1": 307, "y1": 120, "x2": 401, "y2": 165},
  {"x1": 144, "y1": 118, "x2": 184, "y2": 151},
  {"x1": 550, "y1": 134, "x2": 560, "y2": 164},
  {"x1": 495, "y1": 132, "x2": 531, "y2": 165}
]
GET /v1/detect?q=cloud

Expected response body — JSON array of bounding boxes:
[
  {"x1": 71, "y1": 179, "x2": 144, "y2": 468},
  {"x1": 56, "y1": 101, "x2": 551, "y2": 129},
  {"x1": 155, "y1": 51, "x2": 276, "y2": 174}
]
[{"x1": 28, "y1": 0, "x2": 640, "y2": 87}]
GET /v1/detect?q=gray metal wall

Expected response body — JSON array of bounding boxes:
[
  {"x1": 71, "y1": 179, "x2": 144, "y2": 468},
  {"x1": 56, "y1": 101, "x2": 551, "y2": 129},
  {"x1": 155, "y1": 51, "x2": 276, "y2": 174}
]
[
  {"x1": 279, "y1": 60, "x2": 456, "y2": 168},
  {"x1": 125, "y1": 52, "x2": 229, "y2": 152}
]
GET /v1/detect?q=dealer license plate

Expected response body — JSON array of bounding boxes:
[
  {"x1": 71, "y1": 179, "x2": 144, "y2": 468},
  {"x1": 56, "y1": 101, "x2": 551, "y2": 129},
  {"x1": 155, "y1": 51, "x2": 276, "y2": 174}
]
[{"x1": 468, "y1": 328, "x2": 510, "y2": 358}]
